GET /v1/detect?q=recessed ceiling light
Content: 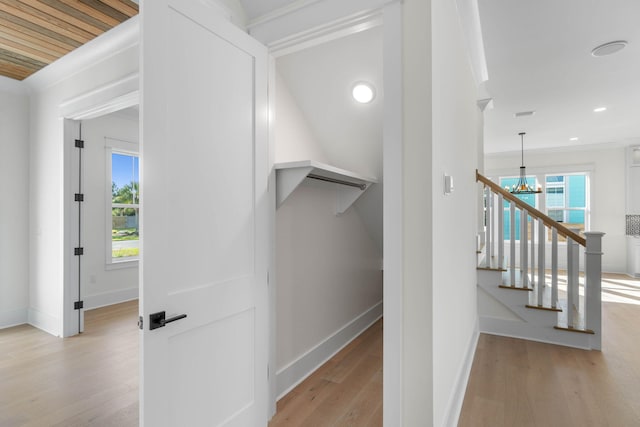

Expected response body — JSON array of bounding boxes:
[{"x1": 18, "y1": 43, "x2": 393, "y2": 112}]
[
  {"x1": 570, "y1": 137, "x2": 579, "y2": 141},
  {"x1": 594, "y1": 107, "x2": 607, "y2": 112},
  {"x1": 352, "y1": 82, "x2": 375, "y2": 104},
  {"x1": 591, "y1": 40, "x2": 628, "y2": 57}
]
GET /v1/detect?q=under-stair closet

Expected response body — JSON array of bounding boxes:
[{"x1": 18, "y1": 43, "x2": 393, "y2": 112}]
[{"x1": 271, "y1": 26, "x2": 384, "y2": 400}]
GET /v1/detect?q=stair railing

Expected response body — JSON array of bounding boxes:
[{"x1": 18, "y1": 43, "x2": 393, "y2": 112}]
[{"x1": 477, "y1": 171, "x2": 604, "y2": 349}]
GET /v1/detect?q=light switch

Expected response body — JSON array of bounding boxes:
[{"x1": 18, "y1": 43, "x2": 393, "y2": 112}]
[{"x1": 444, "y1": 174, "x2": 454, "y2": 195}]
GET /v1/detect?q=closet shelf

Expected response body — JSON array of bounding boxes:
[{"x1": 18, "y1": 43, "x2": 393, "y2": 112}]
[{"x1": 275, "y1": 160, "x2": 377, "y2": 214}]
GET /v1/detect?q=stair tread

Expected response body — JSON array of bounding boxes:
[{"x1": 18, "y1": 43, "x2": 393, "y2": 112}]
[{"x1": 477, "y1": 255, "x2": 507, "y2": 271}]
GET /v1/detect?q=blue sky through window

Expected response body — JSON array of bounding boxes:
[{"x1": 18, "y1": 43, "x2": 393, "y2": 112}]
[{"x1": 112, "y1": 153, "x2": 139, "y2": 191}]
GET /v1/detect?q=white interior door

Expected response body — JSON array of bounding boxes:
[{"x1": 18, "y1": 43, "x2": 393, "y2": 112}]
[{"x1": 140, "y1": 1, "x2": 269, "y2": 425}]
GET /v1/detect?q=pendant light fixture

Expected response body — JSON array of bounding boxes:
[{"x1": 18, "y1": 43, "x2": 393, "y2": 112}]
[{"x1": 508, "y1": 132, "x2": 542, "y2": 194}]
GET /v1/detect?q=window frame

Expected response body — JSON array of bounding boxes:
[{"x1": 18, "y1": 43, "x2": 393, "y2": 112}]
[
  {"x1": 105, "y1": 138, "x2": 140, "y2": 269},
  {"x1": 488, "y1": 164, "x2": 592, "y2": 244}
]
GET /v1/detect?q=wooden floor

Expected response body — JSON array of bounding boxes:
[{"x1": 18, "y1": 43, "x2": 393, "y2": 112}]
[
  {"x1": 268, "y1": 320, "x2": 383, "y2": 427},
  {"x1": 0, "y1": 300, "x2": 139, "y2": 427},
  {"x1": 2, "y1": 274, "x2": 640, "y2": 426},
  {"x1": 459, "y1": 289, "x2": 640, "y2": 425}
]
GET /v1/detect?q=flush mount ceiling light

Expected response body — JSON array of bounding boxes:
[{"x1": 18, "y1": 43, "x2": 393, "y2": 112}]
[
  {"x1": 594, "y1": 106, "x2": 607, "y2": 112},
  {"x1": 352, "y1": 82, "x2": 375, "y2": 104},
  {"x1": 570, "y1": 137, "x2": 579, "y2": 141},
  {"x1": 591, "y1": 40, "x2": 628, "y2": 57}
]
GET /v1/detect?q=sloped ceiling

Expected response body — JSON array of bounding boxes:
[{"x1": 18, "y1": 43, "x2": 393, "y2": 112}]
[
  {"x1": 276, "y1": 26, "x2": 383, "y2": 180},
  {"x1": 0, "y1": 0, "x2": 138, "y2": 80},
  {"x1": 479, "y1": 0, "x2": 640, "y2": 153}
]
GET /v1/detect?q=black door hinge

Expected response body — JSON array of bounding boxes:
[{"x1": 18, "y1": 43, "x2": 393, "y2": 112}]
[
  {"x1": 138, "y1": 316, "x2": 144, "y2": 330},
  {"x1": 74, "y1": 193, "x2": 84, "y2": 202},
  {"x1": 74, "y1": 300, "x2": 84, "y2": 310},
  {"x1": 74, "y1": 247, "x2": 84, "y2": 256},
  {"x1": 75, "y1": 139, "x2": 84, "y2": 148}
]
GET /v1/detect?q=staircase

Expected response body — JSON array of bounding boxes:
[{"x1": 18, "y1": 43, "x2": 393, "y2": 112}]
[{"x1": 476, "y1": 171, "x2": 604, "y2": 350}]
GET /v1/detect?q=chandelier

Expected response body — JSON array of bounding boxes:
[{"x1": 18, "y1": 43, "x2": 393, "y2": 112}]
[{"x1": 507, "y1": 132, "x2": 542, "y2": 194}]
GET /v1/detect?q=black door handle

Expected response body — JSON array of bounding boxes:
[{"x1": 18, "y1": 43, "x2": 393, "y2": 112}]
[{"x1": 149, "y1": 311, "x2": 187, "y2": 330}]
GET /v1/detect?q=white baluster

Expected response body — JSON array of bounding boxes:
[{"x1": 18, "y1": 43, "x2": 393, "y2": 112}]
[
  {"x1": 567, "y1": 236, "x2": 579, "y2": 328},
  {"x1": 521, "y1": 209, "x2": 528, "y2": 287},
  {"x1": 551, "y1": 228, "x2": 558, "y2": 309},
  {"x1": 530, "y1": 216, "x2": 535, "y2": 286},
  {"x1": 510, "y1": 201, "x2": 516, "y2": 285},
  {"x1": 485, "y1": 187, "x2": 492, "y2": 267},
  {"x1": 538, "y1": 218, "x2": 545, "y2": 305},
  {"x1": 498, "y1": 194, "x2": 504, "y2": 269},
  {"x1": 584, "y1": 232, "x2": 605, "y2": 349}
]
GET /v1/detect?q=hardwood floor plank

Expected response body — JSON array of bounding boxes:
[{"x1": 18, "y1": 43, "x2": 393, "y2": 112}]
[
  {"x1": 460, "y1": 277, "x2": 640, "y2": 427},
  {"x1": 0, "y1": 300, "x2": 138, "y2": 427}
]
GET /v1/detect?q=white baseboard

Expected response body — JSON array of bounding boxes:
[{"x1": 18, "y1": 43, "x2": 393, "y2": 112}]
[
  {"x1": 0, "y1": 307, "x2": 28, "y2": 329},
  {"x1": 28, "y1": 308, "x2": 60, "y2": 336},
  {"x1": 83, "y1": 287, "x2": 138, "y2": 310},
  {"x1": 442, "y1": 318, "x2": 479, "y2": 427},
  {"x1": 479, "y1": 316, "x2": 593, "y2": 350},
  {"x1": 276, "y1": 301, "x2": 383, "y2": 399}
]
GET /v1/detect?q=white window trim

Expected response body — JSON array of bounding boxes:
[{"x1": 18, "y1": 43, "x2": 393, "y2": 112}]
[{"x1": 105, "y1": 137, "x2": 139, "y2": 268}]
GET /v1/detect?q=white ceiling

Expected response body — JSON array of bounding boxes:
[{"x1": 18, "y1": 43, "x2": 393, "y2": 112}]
[{"x1": 479, "y1": 0, "x2": 640, "y2": 154}]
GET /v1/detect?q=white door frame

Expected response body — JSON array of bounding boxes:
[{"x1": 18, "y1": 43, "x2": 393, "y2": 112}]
[
  {"x1": 60, "y1": 76, "x2": 139, "y2": 338},
  {"x1": 254, "y1": 1, "x2": 404, "y2": 423}
]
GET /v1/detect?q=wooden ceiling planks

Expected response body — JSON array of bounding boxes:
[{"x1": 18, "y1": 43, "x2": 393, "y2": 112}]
[{"x1": 0, "y1": 0, "x2": 138, "y2": 81}]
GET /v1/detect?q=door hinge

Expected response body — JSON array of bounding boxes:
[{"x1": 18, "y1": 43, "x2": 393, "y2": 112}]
[
  {"x1": 74, "y1": 300, "x2": 84, "y2": 310},
  {"x1": 74, "y1": 193, "x2": 84, "y2": 202},
  {"x1": 267, "y1": 364, "x2": 270, "y2": 379},
  {"x1": 74, "y1": 247, "x2": 84, "y2": 256},
  {"x1": 75, "y1": 139, "x2": 84, "y2": 148},
  {"x1": 138, "y1": 316, "x2": 143, "y2": 330},
  {"x1": 267, "y1": 271, "x2": 269, "y2": 285}
]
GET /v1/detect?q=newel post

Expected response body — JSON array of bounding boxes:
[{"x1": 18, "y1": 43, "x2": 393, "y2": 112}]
[{"x1": 584, "y1": 231, "x2": 605, "y2": 350}]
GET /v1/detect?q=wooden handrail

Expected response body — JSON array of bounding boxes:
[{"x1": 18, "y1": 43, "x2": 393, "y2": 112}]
[{"x1": 476, "y1": 170, "x2": 586, "y2": 246}]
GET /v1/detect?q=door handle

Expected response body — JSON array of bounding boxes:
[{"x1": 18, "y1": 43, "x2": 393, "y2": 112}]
[{"x1": 149, "y1": 311, "x2": 187, "y2": 330}]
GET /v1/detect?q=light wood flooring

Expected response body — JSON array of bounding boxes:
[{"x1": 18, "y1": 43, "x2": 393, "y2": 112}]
[
  {"x1": 459, "y1": 287, "x2": 640, "y2": 425},
  {"x1": 268, "y1": 320, "x2": 383, "y2": 427},
  {"x1": 0, "y1": 300, "x2": 139, "y2": 427},
  {"x1": 2, "y1": 274, "x2": 640, "y2": 426}
]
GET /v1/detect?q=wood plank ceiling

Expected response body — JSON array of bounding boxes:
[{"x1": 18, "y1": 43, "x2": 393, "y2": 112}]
[{"x1": 0, "y1": 0, "x2": 139, "y2": 81}]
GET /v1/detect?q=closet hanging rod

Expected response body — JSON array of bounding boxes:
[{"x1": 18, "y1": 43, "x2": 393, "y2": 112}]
[{"x1": 307, "y1": 173, "x2": 367, "y2": 190}]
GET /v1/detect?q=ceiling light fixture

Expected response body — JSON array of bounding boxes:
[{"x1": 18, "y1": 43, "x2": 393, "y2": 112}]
[
  {"x1": 506, "y1": 132, "x2": 542, "y2": 195},
  {"x1": 591, "y1": 40, "x2": 628, "y2": 57},
  {"x1": 594, "y1": 107, "x2": 607, "y2": 112},
  {"x1": 570, "y1": 137, "x2": 579, "y2": 141},
  {"x1": 352, "y1": 82, "x2": 375, "y2": 104}
]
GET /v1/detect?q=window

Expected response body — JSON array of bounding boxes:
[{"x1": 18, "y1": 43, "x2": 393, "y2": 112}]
[
  {"x1": 500, "y1": 176, "x2": 539, "y2": 240},
  {"x1": 545, "y1": 173, "x2": 587, "y2": 240},
  {"x1": 111, "y1": 151, "x2": 139, "y2": 262},
  {"x1": 494, "y1": 171, "x2": 589, "y2": 243}
]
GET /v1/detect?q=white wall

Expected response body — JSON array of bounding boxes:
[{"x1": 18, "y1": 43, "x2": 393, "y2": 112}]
[
  {"x1": 81, "y1": 112, "x2": 139, "y2": 309},
  {"x1": 431, "y1": 0, "x2": 481, "y2": 424},
  {"x1": 274, "y1": 68, "x2": 383, "y2": 397},
  {"x1": 486, "y1": 145, "x2": 626, "y2": 273},
  {"x1": 0, "y1": 78, "x2": 30, "y2": 328},
  {"x1": 26, "y1": 19, "x2": 138, "y2": 336},
  {"x1": 401, "y1": 0, "x2": 481, "y2": 424}
]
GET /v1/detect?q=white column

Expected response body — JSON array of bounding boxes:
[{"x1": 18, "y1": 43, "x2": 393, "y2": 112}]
[
  {"x1": 510, "y1": 202, "x2": 516, "y2": 285},
  {"x1": 584, "y1": 232, "x2": 605, "y2": 350},
  {"x1": 551, "y1": 228, "x2": 558, "y2": 309},
  {"x1": 498, "y1": 194, "x2": 504, "y2": 269},
  {"x1": 537, "y1": 218, "x2": 545, "y2": 304}
]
